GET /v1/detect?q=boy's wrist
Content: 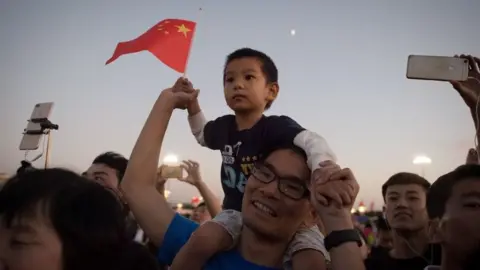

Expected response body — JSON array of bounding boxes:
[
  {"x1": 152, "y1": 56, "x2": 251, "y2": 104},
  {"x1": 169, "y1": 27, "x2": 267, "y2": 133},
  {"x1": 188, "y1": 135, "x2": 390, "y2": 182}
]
[{"x1": 187, "y1": 99, "x2": 201, "y2": 116}]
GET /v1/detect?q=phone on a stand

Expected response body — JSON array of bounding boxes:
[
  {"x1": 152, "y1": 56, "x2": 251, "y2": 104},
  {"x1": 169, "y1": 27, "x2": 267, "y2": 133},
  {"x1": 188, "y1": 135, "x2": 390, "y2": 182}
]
[
  {"x1": 19, "y1": 102, "x2": 55, "y2": 151},
  {"x1": 406, "y1": 55, "x2": 469, "y2": 82}
]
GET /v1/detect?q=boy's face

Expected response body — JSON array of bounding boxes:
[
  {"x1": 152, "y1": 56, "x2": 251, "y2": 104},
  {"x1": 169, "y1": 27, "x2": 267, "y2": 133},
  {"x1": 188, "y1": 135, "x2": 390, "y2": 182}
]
[{"x1": 223, "y1": 57, "x2": 278, "y2": 113}]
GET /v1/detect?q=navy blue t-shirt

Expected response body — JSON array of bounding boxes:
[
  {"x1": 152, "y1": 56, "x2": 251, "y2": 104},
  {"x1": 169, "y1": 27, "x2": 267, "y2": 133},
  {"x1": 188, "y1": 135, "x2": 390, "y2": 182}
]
[{"x1": 203, "y1": 115, "x2": 305, "y2": 211}]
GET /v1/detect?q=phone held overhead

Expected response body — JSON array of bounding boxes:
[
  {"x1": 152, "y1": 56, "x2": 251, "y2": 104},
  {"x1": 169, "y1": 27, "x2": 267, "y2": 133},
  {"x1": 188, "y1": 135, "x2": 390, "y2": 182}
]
[{"x1": 406, "y1": 55, "x2": 469, "y2": 82}]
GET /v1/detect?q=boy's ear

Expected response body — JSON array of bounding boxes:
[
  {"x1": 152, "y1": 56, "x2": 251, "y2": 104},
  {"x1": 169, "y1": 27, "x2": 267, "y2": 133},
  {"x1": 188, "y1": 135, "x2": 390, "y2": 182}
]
[{"x1": 267, "y1": 82, "x2": 279, "y2": 101}]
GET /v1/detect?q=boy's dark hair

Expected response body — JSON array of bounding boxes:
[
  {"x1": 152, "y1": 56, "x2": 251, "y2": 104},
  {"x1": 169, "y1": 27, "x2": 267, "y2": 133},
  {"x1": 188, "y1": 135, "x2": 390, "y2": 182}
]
[
  {"x1": 382, "y1": 172, "x2": 431, "y2": 201},
  {"x1": 427, "y1": 164, "x2": 480, "y2": 219},
  {"x1": 224, "y1": 48, "x2": 278, "y2": 109},
  {"x1": 0, "y1": 168, "x2": 158, "y2": 270},
  {"x1": 93, "y1": 152, "x2": 128, "y2": 183}
]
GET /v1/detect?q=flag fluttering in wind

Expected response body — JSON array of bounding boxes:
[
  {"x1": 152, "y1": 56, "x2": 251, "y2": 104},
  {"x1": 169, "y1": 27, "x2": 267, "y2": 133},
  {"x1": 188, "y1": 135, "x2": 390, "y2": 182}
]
[{"x1": 106, "y1": 18, "x2": 196, "y2": 73}]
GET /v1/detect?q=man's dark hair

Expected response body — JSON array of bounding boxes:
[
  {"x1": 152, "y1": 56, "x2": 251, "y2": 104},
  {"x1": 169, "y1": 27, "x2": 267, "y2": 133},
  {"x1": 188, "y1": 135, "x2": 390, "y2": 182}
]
[
  {"x1": 93, "y1": 152, "x2": 128, "y2": 183},
  {"x1": 223, "y1": 48, "x2": 278, "y2": 109},
  {"x1": 382, "y1": 172, "x2": 431, "y2": 201},
  {"x1": 0, "y1": 168, "x2": 157, "y2": 269},
  {"x1": 260, "y1": 144, "x2": 307, "y2": 165},
  {"x1": 427, "y1": 164, "x2": 480, "y2": 219}
]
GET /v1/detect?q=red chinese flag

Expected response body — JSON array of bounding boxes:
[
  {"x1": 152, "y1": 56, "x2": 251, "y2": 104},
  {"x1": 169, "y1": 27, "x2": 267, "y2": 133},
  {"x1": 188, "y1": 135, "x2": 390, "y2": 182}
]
[{"x1": 106, "y1": 18, "x2": 196, "y2": 73}]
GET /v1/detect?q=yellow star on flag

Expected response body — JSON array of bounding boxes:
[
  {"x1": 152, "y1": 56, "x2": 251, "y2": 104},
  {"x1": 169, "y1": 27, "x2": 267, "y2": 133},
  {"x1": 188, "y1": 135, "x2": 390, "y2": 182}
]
[{"x1": 175, "y1": 24, "x2": 192, "y2": 38}]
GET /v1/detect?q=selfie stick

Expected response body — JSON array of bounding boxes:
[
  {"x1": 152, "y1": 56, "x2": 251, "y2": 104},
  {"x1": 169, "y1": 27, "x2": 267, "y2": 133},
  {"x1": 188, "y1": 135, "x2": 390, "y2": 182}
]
[{"x1": 23, "y1": 119, "x2": 59, "y2": 168}]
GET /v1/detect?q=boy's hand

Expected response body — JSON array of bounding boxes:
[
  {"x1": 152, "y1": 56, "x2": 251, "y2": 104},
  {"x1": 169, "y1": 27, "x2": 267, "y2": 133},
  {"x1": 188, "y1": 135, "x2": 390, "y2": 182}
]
[
  {"x1": 310, "y1": 161, "x2": 358, "y2": 208},
  {"x1": 173, "y1": 77, "x2": 194, "y2": 93},
  {"x1": 173, "y1": 77, "x2": 200, "y2": 112},
  {"x1": 160, "y1": 87, "x2": 199, "y2": 110}
]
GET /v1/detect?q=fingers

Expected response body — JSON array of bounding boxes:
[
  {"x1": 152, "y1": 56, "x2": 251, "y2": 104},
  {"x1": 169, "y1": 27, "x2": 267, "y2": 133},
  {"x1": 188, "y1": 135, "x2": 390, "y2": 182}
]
[
  {"x1": 181, "y1": 160, "x2": 198, "y2": 169},
  {"x1": 173, "y1": 77, "x2": 195, "y2": 93},
  {"x1": 470, "y1": 55, "x2": 480, "y2": 74},
  {"x1": 313, "y1": 160, "x2": 340, "y2": 184},
  {"x1": 466, "y1": 148, "x2": 478, "y2": 165},
  {"x1": 314, "y1": 181, "x2": 352, "y2": 206},
  {"x1": 311, "y1": 163, "x2": 358, "y2": 207},
  {"x1": 188, "y1": 159, "x2": 199, "y2": 169},
  {"x1": 180, "y1": 163, "x2": 190, "y2": 172}
]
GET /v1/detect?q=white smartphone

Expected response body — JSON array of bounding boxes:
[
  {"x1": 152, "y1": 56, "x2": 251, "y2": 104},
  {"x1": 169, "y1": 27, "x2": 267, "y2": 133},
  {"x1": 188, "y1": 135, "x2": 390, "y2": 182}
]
[
  {"x1": 30, "y1": 102, "x2": 54, "y2": 122},
  {"x1": 406, "y1": 55, "x2": 469, "y2": 82},
  {"x1": 19, "y1": 102, "x2": 55, "y2": 151}
]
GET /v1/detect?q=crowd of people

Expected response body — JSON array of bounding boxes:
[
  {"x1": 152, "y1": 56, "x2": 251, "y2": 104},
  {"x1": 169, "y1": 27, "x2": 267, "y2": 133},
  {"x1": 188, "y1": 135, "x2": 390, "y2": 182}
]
[{"x1": 0, "y1": 49, "x2": 479, "y2": 270}]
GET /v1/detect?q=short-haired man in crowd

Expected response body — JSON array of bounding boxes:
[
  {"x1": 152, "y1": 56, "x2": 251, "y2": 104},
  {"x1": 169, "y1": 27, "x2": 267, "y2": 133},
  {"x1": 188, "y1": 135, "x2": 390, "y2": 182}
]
[
  {"x1": 83, "y1": 151, "x2": 138, "y2": 240},
  {"x1": 365, "y1": 172, "x2": 440, "y2": 270},
  {"x1": 425, "y1": 164, "x2": 480, "y2": 270}
]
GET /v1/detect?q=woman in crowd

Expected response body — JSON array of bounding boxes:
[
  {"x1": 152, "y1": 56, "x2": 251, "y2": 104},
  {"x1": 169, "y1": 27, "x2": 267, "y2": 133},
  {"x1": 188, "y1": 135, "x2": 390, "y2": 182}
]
[{"x1": 0, "y1": 168, "x2": 159, "y2": 270}]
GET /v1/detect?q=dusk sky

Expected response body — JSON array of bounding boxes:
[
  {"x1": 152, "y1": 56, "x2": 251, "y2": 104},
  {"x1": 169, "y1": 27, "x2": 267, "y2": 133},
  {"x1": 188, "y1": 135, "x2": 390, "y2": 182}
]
[{"x1": 1, "y1": 0, "x2": 479, "y2": 206}]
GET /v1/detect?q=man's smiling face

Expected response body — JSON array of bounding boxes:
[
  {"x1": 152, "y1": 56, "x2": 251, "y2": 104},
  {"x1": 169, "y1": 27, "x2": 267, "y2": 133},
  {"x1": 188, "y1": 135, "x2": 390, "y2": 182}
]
[{"x1": 241, "y1": 148, "x2": 311, "y2": 241}]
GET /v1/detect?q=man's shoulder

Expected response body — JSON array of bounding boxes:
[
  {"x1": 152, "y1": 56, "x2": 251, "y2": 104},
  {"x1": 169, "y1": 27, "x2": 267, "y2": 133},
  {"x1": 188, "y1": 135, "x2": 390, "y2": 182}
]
[
  {"x1": 157, "y1": 214, "x2": 199, "y2": 265},
  {"x1": 205, "y1": 249, "x2": 279, "y2": 270}
]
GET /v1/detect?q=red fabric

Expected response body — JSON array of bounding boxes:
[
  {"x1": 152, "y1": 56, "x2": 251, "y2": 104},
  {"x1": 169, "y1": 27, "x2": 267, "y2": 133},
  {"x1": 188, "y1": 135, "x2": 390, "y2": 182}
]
[{"x1": 106, "y1": 18, "x2": 196, "y2": 73}]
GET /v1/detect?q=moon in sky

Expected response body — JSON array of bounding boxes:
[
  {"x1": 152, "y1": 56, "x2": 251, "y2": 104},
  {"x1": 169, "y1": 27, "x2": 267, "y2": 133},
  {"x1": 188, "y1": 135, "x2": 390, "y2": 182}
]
[{"x1": 290, "y1": 29, "x2": 296, "y2": 36}]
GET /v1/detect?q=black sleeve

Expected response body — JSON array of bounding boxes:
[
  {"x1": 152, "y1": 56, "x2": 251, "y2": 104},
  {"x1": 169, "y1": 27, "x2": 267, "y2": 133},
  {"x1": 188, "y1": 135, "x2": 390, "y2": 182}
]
[
  {"x1": 203, "y1": 115, "x2": 235, "y2": 150},
  {"x1": 264, "y1": 115, "x2": 305, "y2": 149}
]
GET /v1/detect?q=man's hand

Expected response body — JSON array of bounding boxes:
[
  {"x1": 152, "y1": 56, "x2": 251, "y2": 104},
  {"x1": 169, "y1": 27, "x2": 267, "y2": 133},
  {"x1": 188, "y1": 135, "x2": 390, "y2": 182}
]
[
  {"x1": 179, "y1": 160, "x2": 202, "y2": 186},
  {"x1": 310, "y1": 161, "x2": 359, "y2": 232},
  {"x1": 310, "y1": 161, "x2": 359, "y2": 214},
  {"x1": 160, "y1": 87, "x2": 199, "y2": 110},
  {"x1": 451, "y1": 55, "x2": 480, "y2": 109},
  {"x1": 172, "y1": 77, "x2": 199, "y2": 110},
  {"x1": 311, "y1": 161, "x2": 358, "y2": 207},
  {"x1": 466, "y1": 148, "x2": 478, "y2": 165}
]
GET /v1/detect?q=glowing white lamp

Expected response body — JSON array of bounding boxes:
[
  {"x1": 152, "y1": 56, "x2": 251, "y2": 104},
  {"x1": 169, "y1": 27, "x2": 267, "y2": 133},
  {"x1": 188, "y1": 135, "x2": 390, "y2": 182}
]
[
  {"x1": 413, "y1": 155, "x2": 432, "y2": 165},
  {"x1": 163, "y1": 154, "x2": 179, "y2": 165},
  {"x1": 413, "y1": 155, "x2": 432, "y2": 177}
]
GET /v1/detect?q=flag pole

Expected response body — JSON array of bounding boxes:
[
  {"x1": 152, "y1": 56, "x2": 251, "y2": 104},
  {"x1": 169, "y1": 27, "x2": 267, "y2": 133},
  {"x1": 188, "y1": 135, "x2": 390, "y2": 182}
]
[{"x1": 183, "y1": 7, "x2": 203, "y2": 77}]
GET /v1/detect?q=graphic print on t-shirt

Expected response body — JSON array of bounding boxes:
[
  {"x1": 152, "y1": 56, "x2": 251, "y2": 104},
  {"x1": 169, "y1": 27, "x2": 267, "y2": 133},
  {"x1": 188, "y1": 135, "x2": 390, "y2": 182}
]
[{"x1": 222, "y1": 141, "x2": 247, "y2": 193}]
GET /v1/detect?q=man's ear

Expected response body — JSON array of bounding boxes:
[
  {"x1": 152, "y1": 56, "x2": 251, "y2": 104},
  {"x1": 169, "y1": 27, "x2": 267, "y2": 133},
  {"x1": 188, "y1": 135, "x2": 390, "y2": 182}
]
[
  {"x1": 428, "y1": 218, "x2": 445, "y2": 243},
  {"x1": 266, "y1": 82, "x2": 279, "y2": 101}
]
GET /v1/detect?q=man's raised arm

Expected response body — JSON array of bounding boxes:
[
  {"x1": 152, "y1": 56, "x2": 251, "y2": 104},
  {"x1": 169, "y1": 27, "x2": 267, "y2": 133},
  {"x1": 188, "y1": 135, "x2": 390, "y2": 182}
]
[{"x1": 121, "y1": 88, "x2": 198, "y2": 245}]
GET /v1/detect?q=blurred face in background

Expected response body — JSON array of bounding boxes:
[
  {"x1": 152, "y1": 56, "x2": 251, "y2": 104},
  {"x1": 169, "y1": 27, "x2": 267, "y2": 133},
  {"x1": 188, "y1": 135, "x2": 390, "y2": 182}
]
[
  {"x1": 83, "y1": 163, "x2": 120, "y2": 191},
  {"x1": 191, "y1": 204, "x2": 211, "y2": 224}
]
